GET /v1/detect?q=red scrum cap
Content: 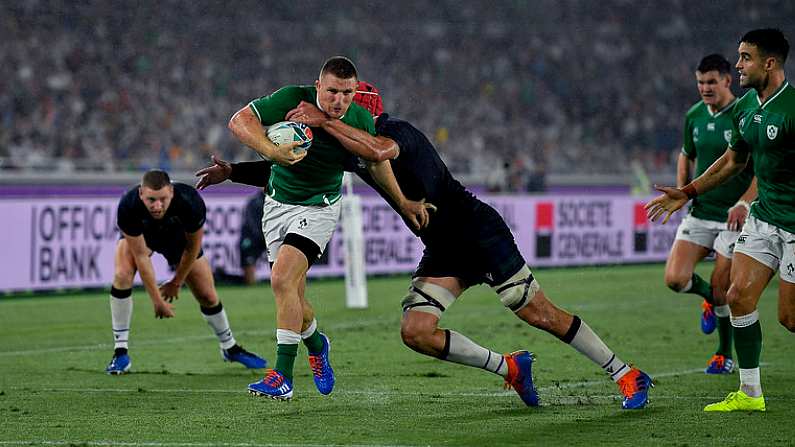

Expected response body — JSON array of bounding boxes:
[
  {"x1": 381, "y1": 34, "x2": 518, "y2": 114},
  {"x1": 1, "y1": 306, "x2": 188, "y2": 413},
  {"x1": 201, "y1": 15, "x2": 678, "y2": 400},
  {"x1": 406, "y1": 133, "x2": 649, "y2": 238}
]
[{"x1": 353, "y1": 81, "x2": 384, "y2": 117}]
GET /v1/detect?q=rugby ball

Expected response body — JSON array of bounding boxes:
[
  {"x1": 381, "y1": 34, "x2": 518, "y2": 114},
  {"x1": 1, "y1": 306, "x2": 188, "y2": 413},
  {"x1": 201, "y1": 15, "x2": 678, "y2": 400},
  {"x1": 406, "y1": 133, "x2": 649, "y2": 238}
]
[{"x1": 266, "y1": 121, "x2": 313, "y2": 155}]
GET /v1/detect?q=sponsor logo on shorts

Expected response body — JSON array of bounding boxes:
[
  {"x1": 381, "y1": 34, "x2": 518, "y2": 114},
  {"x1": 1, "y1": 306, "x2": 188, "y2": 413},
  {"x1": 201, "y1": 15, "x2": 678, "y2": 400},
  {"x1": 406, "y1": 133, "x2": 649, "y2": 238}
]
[
  {"x1": 737, "y1": 235, "x2": 747, "y2": 244},
  {"x1": 787, "y1": 263, "x2": 794, "y2": 276},
  {"x1": 298, "y1": 218, "x2": 308, "y2": 229}
]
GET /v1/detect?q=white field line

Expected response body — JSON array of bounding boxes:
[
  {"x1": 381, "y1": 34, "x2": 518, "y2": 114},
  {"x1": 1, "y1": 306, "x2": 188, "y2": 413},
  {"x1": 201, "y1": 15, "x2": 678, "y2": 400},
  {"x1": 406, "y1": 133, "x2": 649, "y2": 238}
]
[{"x1": 10, "y1": 364, "x2": 770, "y2": 399}]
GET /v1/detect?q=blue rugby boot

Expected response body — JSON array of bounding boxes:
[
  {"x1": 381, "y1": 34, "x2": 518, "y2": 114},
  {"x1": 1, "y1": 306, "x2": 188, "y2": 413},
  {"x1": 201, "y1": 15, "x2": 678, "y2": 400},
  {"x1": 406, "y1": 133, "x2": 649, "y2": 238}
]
[
  {"x1": 222, "y1": 345, "x2": 267, "y2": 369},
  {"x1": 105, "y1": 353, "x2": 131, "y2": 375},
  {"x1": 701, "y1": 301, "x2": 717, "y2": 334},
  {"x1": 618, "y1": 368, "x2": 653, "y2": 409},
  {"x1": 248, "y1": 369, "x2": 293, "y2": 400},
  {"x1": 308, "y1": 332, "x2": 335, "y2": 395},
  {"x1": 705, "y1": 354, "x2": 735, "y2": 375},
  {"x1": 503, "y1": 351, "x2": 539, "y2": 407}
]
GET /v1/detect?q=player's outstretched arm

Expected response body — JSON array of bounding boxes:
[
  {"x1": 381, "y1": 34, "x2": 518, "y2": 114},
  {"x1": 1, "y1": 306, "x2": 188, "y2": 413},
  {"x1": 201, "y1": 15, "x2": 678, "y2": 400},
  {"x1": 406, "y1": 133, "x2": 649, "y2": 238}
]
[
  {"x1": 645, "y1": 148, "x2": 749, "y2": 224},
  {"x1": 124, "y1": 233, "x2": 175, "y2": 318},
  {"x1": 287, "y1": 101, "x2": 398, "y2": 161},
  {"x1": 195, "y1": 155, "x2": 233, "y2": 190},
  {"x1": 161, "y1": 228, "x2": 203, "y2": 302},
  {"x1": 195, "y1": 155, "x2": 272, "y2": 190},
  {"x1": 229, "y1": 106, "x2": 306, "y2": 166},
  {"x1": 365, "y1": 160, "x2": 436, "y2": 230}
]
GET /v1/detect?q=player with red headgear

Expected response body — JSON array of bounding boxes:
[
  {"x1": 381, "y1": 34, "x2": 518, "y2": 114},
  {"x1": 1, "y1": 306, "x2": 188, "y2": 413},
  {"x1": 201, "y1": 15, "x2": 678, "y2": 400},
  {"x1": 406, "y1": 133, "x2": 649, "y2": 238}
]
[{"x1": 197, "y1": 82, "x2": 653, "y2": 409}]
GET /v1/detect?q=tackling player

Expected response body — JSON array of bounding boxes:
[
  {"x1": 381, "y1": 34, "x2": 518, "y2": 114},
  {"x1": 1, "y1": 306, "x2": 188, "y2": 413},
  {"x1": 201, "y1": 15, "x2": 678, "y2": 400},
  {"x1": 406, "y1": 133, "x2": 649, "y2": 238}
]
[
  {"x1": 106, "y1": 169, "x2": 266, "y2": 374},
  {"x1": 647, "y1": 28, "x2": 793, "y2": 412},
  {"x1": 199, "y1": 83, "x2": 654, "y2": 409},
  {"x1": 665, "y1": 54, "x2": 756, "y2": 374}
]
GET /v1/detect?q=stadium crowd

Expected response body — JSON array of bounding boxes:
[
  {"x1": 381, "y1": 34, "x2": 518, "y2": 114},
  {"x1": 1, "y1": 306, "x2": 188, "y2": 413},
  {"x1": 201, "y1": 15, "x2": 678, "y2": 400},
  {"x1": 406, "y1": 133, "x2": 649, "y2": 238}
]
[{"x1": 1, "y1": 0, "x2": 791, "y2": 190}]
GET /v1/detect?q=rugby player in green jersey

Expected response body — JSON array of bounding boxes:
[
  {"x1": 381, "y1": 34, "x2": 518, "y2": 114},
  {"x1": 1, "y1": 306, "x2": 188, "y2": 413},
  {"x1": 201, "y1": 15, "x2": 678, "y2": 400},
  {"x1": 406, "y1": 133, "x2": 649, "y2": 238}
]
[
  {"x1": 647, "y1": 28, "x2": 793, "y2": 412},
  {"x1": 664, "y1": 54, "x2": 756, "y2": 375},
  {"x1": 228, "y1": 56, "x2": 428, "y2": 400}
]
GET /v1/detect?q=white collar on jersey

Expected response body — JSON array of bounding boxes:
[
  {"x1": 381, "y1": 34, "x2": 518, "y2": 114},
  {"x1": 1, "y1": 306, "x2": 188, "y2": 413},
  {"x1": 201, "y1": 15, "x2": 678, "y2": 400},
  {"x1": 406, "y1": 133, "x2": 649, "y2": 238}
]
[{"x1": 756, "y1": 80, "x2": 790, "y2": 109}]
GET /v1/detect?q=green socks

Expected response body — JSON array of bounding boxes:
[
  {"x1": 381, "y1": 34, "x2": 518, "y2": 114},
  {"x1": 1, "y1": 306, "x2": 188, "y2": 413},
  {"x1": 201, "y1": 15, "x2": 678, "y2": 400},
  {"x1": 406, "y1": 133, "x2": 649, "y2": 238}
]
[
  {"x1": 688, "y1": 273, "x2": 714, "y2": 304},
  {"x1": 716, "y1": 315, "x2": 734, "y2": 357},
  {"x1": 303, "y1": 330, "x2": 324, "y2": 354},
  {"x1": 275, "y1": 343, "x2": 299, "y2": 381}
]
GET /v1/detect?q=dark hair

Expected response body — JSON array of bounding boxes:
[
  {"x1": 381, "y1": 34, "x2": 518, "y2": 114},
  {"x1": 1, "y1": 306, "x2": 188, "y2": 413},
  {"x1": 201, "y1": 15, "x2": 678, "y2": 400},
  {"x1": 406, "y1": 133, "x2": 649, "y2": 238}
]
[
  {"x1": 697, "y1": 54, "x2": 731, "y2": 75},
  {"x1": 141, "y1": 169, "x2": 172, "y2": 190},
  {"x1": 740, "y1": 28, "x2": 789, "y2": 64},
  {"x1": 320, "y1": 56, "x2": 358, "y2": 80}
]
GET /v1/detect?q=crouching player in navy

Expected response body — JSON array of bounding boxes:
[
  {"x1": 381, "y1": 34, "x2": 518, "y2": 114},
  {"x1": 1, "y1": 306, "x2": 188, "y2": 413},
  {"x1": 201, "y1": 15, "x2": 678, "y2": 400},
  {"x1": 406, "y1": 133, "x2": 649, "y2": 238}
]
[{"x1": 105, "y1": 169, "x2": 267, "y2": 374}]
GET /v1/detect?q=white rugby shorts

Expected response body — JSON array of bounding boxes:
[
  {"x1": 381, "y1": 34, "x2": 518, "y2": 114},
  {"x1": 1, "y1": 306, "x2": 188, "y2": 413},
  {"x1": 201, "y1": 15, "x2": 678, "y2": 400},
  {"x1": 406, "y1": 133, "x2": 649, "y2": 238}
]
[
  {"x1": 734, "y1": 215, "x2": 795, "y2": 284},
  {"x1": 674, "y1": 214, "x2": 739, "y2": 259},
  {"x1": 261, "y1": 195, "x2": 341, "y2": 262}
]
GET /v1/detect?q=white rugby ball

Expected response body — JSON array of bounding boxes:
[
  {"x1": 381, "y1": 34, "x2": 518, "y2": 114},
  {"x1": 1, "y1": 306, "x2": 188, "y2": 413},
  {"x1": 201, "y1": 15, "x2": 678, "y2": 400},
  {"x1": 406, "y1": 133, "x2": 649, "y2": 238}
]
[{"x1": 266, "y1": 121, "x2": 313, "y2": 155}]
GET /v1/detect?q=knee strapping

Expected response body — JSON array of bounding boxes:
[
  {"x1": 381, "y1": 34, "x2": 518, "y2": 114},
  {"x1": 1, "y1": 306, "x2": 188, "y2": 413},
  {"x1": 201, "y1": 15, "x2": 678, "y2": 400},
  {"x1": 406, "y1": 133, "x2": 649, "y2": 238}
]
[
  {"x1": 401, "y1": 279, "x2": 457, "y2": 318},
  {"x1": 493, "y1": 265, "x2": 540, "y2": 312}
]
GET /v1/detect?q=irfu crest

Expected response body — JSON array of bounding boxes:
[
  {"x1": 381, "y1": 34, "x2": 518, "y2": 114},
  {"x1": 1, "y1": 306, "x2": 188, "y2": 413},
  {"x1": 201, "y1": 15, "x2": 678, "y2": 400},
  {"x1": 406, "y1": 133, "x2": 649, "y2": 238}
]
[{"x1": 767, "y1": 124, "x2": 779, "y2": 140}]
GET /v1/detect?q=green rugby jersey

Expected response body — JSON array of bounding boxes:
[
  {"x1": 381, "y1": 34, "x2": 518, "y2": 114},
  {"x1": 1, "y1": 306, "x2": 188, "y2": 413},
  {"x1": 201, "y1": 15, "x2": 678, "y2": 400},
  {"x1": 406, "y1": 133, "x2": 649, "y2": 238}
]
[
  {"x1": 249, "y1": 85, "x2": 375, "y2": 206},
  {"x1": 682, "y1": 99, "x2": 753, "y2": 222},
  {"x1": 730, "y1": 81, "x2": 795, "y2": 233}
]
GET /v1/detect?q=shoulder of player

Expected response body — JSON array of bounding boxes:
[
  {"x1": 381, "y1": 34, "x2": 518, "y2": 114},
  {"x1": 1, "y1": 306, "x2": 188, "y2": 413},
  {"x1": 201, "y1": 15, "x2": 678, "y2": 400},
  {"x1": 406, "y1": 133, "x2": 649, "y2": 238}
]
[
  {"x1": 171, "y1": 182, "x2": 203, "y2": 202},
  {"x1": 776, "y1": 82, "x2": 795, "y2": 110},
  {"x1": 342, "y1": 102, "x2": 376, "y2": 128},
  {"x1": 251, "y1": 85, "x2": 310, "y2": 106},
  {"x1": 685, "y1": 100, "x2": 706, "y2": 118},
  {"x1": 735, "y1": 89, "x2": 758, "y2": 108},
  {"x1": 118, "y1": 185, "x2": 141, "y2": 208}
]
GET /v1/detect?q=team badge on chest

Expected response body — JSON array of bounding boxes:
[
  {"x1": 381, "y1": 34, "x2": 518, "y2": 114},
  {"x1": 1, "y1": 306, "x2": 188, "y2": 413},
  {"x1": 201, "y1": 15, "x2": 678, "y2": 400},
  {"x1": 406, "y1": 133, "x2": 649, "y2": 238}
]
[{"x1": 767, "y1": 124, "x2": 778, "y2": 140}]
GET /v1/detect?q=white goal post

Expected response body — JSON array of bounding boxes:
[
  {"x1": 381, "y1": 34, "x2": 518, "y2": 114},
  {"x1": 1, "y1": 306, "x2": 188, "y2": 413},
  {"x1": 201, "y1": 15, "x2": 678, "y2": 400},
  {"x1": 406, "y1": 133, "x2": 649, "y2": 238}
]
[{"x1": 340, "y1": 173, "x2": 368, "y2": 308}]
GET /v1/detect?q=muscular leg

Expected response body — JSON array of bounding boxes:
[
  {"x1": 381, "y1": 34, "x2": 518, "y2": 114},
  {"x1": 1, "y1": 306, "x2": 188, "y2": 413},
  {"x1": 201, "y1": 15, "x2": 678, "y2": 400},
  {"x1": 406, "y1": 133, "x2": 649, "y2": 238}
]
[
  {"x1": 726, "y1": 253, "x2": 774, "y2": 398},
  {"x1": 269, "y1": 245, "x2": 309, "y2": 380},
  {"x1": 296, "y1": 272, "x2": 328, "y2": 354},
  {"x1": 271, "y1": 245, "x2": 308, "y2": 333},
  {"x1": 710, "y1": 254, "x2": 734, "y2": 358},
  {"x1": 186, "y1": 257, "x2": 237, "y2": 350},
  {"x1": 777, "y1": 279, "x2": 795, "y2": 332},
  {"x1": 497, "y1": 265, "x2": 632, "y2": 382},
  {"x1": 185, "y1": 256, "x2": 219, "y2": 308},
  {"x1": 400, "y1": 276, "x2": 510, "y2": 376},
  {"x1": 110, "y1": 239, "x2": 137, "y2": 351},
  {"x1": 665, "y1": 240, "x2": 713, "y2": 301}
]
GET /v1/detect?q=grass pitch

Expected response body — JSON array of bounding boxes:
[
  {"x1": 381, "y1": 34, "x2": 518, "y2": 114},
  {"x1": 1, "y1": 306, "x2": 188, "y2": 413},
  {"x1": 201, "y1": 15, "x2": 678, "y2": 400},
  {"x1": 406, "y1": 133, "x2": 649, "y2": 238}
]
[{"x1": 1, "y1": 263, "x2": 793, "y2": 446}]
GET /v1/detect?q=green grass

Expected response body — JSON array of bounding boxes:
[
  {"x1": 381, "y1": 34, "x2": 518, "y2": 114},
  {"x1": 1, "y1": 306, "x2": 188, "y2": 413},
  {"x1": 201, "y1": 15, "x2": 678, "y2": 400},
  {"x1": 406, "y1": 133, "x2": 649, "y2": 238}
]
[{"x1": 1, "y1": 263, "x2": 793, "y2": 446}]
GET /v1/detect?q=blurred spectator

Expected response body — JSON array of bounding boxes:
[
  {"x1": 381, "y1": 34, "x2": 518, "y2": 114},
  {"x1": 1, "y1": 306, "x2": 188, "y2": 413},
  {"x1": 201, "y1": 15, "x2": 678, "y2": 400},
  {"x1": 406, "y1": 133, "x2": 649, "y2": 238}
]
[{"x1": 0, "y1": 0, "x2": 791, "y2": 189}]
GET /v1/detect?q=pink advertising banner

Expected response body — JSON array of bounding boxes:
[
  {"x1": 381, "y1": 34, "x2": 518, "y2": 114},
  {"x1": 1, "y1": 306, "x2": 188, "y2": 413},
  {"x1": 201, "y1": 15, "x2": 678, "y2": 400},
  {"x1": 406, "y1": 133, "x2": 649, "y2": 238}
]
[{"x1": 0, "y1": 194, "x2": 680, "y2": 292}]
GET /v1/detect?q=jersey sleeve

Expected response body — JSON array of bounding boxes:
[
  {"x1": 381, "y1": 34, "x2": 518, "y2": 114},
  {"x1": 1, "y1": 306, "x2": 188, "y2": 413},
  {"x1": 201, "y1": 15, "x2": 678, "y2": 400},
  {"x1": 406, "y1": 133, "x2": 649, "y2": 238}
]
[
  {"x1": 116, "y1": 191, "x2": 143, "y2": 236},
  {"x1": 681, "y1": 115, "x2": 696, "y2": 159},
  {"x1": 729, "y1": 108, "x2": 750, "y2": 153},
  {"x1": 248, "y1": 86, "x2": 303, "y2": 126},
  {"x1": 182, "y1": 187, "x2": 207, "y2": 233}
]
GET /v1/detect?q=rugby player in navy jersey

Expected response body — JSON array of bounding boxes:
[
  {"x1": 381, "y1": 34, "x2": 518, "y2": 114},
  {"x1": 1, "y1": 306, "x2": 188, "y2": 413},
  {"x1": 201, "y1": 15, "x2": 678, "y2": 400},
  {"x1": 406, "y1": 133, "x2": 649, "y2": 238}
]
[
  {"x1": 196, "y1": 84, "x2": 652, "y2": 409},
  {"x1": 106, "y1": 169, "x2": 266, "y2": 374}
]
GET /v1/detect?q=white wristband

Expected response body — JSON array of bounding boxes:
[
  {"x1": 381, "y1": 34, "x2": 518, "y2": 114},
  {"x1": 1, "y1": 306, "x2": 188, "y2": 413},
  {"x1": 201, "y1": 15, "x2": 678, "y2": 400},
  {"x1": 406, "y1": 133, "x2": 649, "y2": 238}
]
[{"x1": 735, "y1": 200, "x2": 750, "y2": 211}]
